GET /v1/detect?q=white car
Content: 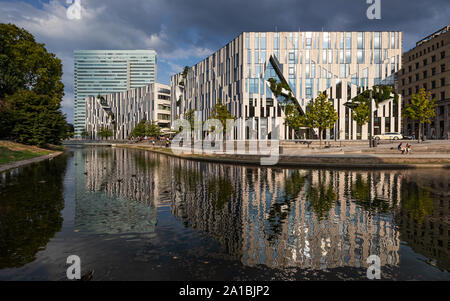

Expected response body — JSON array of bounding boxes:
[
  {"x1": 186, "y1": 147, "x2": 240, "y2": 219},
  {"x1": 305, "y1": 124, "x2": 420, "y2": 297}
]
[{"x1": 373, "y1": 132, "x2": 403, "y2": 140}]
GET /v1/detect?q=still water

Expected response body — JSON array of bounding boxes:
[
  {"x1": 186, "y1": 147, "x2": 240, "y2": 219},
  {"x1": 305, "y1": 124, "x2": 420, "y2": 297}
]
[{"x1": 0, "y1": 146, "x2": 449, "y2": 280}]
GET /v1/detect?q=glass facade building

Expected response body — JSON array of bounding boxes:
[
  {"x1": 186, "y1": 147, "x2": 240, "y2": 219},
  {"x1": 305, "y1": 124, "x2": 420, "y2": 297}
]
[
  {"x1": 74, "y1": 50, "x2": 157, "y2": 137},
  {"x1": 172, "y1": 31, "x2": 403, "y2": 140}
]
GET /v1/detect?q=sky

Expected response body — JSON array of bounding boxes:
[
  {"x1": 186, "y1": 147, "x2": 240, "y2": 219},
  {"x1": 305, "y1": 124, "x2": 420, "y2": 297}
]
[{"x1": 0, "y1": 0, "x2": 449, "y2": 124}]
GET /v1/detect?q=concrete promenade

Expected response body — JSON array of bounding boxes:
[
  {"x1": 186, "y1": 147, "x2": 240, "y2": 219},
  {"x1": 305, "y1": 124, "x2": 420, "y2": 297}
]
[{"x1": 112, "y1": 140, "x2": 450, "y2": 169}]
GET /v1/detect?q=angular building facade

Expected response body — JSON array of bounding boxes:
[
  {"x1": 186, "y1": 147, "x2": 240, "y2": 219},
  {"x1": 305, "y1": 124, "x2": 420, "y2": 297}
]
[
  {"x1": 85, "y1": 83, "x2": 171, "y2": 140},
  {"x1": 399, "y1": 26, "x2": 449, "y2": 139},
  {"x1": 74, "y1": 50, "x2": 157, "y2": 137},
  {"x1": 171, "y1": 31, "x2": 403, "y2": 140}
]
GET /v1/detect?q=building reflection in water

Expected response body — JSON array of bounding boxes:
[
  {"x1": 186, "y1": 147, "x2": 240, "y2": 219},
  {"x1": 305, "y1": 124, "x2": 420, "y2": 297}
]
[
  {"x1": 170, "y1": 163, "x2": 401, "y2": 270},
  {"x1": 75, "y1": 147, "x2": 163, "y2": 235},
  {"x1": 77, "y1": 147, "x2": 448, "y2": 271}
]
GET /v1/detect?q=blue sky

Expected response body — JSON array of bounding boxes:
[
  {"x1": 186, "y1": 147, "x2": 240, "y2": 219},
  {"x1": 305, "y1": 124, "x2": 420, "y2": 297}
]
[{"x1": 1, "y1": 0, "x2": 449, "y2": 124}]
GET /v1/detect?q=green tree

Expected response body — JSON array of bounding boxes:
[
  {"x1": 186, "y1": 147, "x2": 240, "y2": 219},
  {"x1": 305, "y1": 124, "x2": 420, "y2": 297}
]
[
  {"x1": 131, "y1": 120, "x2": 147, "y2": 138},
  {"x1": 284, "y1": 103, "x2": 305, "y2": 139},
  {"x1": 146, "y1": 122, "x2": 162, "y2": 138},
  {"x1": 182, "y1": 66, "x2": 190, "y2": 79},
  {"x1": 0, "y1": 23, "x2": 67, "y2": 145},
  {"x1": 97, "y1": 94, "x2": 107, "y2": 106},
  {"x1": 97, "y1": 127, "x2": 113, "y2": 140},
  {"x1": 208, "y1": 99, "x2": 235, "y2": 137},
  {"x1": 351, "y1": 100, "x2": 370, "y2": 127},
  {"x1": 268, "y1": 78, "x2": 294, "y2": 101},
  {"x1": 350, "y1": 85, "x2": 399, "y2": 128},
  {"x1": 81, "y1": 128, "x2": 90, "y2": 139},
  {"x1": 3, "y1": 90, "x2": 68, "y2": 147},
  {"x1": 403, "y1": 88, "x2": 436, "y2": 143},
  {"x1": 303, "y1": 92, "x2": 338, "y2": 147}
]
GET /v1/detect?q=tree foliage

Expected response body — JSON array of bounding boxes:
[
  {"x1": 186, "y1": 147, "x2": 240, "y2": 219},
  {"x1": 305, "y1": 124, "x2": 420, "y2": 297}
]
[
  {"x1": 306, "y1": 181, "x2": 337, "y2": 221},
  {"x1": 349, "y1": 85, "x2": 399, "y2": 127},
  {"x1": 2, "y1": 90, "x2": 68, "y2": 147},
  {"x1": 351, "y1": 100, "x2": 370, "y2": 127},
  {"x1": 0, "y1": 23, "x2": 67, "y2": 146},
  {"x1": 403, "y1": 88, "x2": 436, "y2": 143},
  {"x1": 284, "y1": 103, "x2": 304, "y2": 136},
  {"x1": 303, "y1": 92, "x2": 338, "y2": 146},
  {"x1": 131, "y1": 120, "x2": 161, "y2": 138},
  {"x1": 268, "y1": 78, "x2": 294, "y2": 102},
  {"x1": 97, "y1": 127, "x2": 113, "y2": 140},
  {"x1": 208, "y1": 99, "x2": 235, "y2": 135}
]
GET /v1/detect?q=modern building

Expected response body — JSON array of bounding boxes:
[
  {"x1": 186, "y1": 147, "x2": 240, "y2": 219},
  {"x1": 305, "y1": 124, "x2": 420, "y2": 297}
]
[
  {"x1": 74, "y1": 50, "x2": 157, "y2": 137},
  {"x1": 85, "y1": 83, "x2": 171, "y2": 140},
  {"x1": 171, "y1": 31, "x2": 403, "y2": 140},
  {"x1": 399, "y1": 26, "x2": 449, "y2": 139}
]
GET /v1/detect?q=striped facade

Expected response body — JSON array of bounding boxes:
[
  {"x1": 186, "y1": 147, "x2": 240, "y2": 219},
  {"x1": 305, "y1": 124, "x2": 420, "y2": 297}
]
[
  {"x1": 85, "y1": 83, "x2": 171, "y2": 140},
  {"x1": 171, "y1": 31, "x2": 403, "y2": 140}
]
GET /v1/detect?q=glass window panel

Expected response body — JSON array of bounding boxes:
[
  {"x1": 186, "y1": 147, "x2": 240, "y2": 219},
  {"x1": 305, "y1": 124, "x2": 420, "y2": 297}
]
[
  {"x1": 345, "y1": 33, "x2": 352, "y2": 48},
  {"x1": 261, "y1": 33, "x2": 266, "y2": 49},
  {"x1": 357, "y1": 50, "x2": 364, "y2": 63},
  {"x1": 374, "y1": 32, "x2": 381, "y2": 49},
  {"x1": 346, "y1": 50, "x2": 351, "y2": 63},
  {"x1": 357, "y1": 32, "x2": 364, "y2": 49}
]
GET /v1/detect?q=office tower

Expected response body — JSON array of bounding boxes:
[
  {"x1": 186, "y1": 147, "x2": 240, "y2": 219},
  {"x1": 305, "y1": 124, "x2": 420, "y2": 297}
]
[{"x1": 74, "y1": 50, "x2": 157, "y2": 137}]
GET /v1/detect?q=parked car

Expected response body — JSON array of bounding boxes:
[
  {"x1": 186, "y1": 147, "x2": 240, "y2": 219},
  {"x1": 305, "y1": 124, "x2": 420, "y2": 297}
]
[
  {"x1": 402, "y1": 134, "x2": 414, "y2": 140},
  {"x1": 373, "y1": 132, "x2": 403, "y2": 140}
]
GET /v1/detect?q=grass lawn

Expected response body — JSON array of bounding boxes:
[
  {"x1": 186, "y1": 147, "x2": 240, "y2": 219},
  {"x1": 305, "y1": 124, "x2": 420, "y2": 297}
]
[{"x1": 0, "y1": 141, "x2": 52, "y2": 166}]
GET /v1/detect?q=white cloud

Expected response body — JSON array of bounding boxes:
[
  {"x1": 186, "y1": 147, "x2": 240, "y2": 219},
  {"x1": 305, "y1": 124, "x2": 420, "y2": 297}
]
[{"x1": 0, "y1": 0, "x2": 216, "y2": 122}]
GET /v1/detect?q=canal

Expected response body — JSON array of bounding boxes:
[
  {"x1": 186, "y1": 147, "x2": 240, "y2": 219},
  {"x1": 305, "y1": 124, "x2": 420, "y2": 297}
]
[{"x1": 0, "y1": 146, "x2": 448, "y2": 280}]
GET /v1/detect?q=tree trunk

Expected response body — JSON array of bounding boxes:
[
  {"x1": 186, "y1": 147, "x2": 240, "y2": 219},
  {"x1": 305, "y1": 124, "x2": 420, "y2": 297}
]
[
  {"x1": 418, "y1": 122, "x2": 422, "y2": 144},
  {"x1": 319, "y1": 129, "x2": 323, "y2": 148}
]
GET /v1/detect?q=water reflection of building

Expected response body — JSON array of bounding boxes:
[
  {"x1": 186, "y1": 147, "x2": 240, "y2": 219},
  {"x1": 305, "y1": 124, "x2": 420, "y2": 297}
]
[
  {"x1": 395, "y1": 171, "x2": 450, "y2": 271},
  {"x1": 74, "y1": 147, "x2": 165, "y2": 234},
  {"x1": 73, "y1": 147, "x2": 448, "y2": 272},
  {"x1": 169, "y1": 161, "x2": 402, "y2": 270}
]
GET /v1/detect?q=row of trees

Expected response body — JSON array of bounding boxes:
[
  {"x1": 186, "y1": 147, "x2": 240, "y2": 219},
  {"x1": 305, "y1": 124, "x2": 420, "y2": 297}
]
[
  {"x1": 131, "y1": 120, "x2": 162, "y2": 138},
  {"x1": 0, "y1": 24, "x2": 70, "y2": 147},
  {"x1": 284, "y1": 85, "x2": 436, "y2": 144}
]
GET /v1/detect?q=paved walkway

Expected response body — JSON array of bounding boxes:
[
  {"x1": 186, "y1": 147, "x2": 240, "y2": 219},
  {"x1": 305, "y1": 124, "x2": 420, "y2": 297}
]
[{"x1": 114, "y1": 144, "x2": 450, "y2": 169}]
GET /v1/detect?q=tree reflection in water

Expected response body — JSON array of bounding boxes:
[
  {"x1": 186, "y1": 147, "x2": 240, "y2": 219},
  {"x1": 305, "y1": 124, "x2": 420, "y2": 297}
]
[
  {"x1": 0, "y1": 155, "x2": 67, "y2": 269},
  {"x1": 265, "y1": 170, "x2": 306, "y2": 243},
  {"x1": 306, "y1": 171, "x2": 337, "y2": 222},
  {"x1": 350, "y1": 174, "x2": 395, "y2": 215}
]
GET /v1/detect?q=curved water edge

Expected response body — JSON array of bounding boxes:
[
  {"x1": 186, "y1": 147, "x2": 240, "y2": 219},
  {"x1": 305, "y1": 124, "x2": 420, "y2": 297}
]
[
  {"x1": 0, "y1": 151, "x2": 64, "y2": 174},
  {"x1": 113, "y1": 144, "x2": 450, "y2": 170},
  {"x1": 0, "y1": 146, "x2": 448, "y2": 280}
]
